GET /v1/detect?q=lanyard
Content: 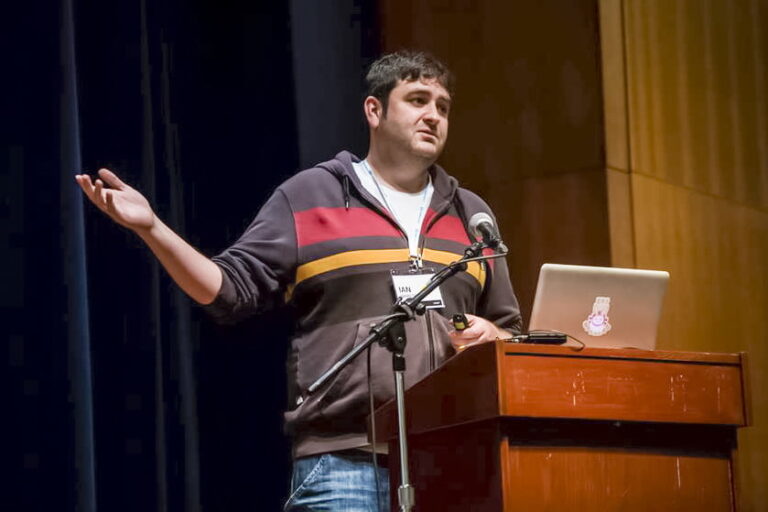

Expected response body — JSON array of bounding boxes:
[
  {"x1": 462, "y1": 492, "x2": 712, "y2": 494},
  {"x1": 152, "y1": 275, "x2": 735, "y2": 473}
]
[{"x1": 362, "y1": 159, "x2": 431, "y2": 267}]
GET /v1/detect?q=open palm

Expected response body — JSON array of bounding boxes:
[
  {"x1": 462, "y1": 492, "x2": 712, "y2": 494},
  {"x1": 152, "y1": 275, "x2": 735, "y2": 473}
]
[{"x1": 75, "y1": 168, "x2": 155, "y2": 231}]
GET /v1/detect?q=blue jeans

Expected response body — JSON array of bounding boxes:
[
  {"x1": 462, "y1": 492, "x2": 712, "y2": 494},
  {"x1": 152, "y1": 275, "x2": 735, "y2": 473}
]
[{"x1": 283, "y1": 450, "x2": 390, "y2": 511}]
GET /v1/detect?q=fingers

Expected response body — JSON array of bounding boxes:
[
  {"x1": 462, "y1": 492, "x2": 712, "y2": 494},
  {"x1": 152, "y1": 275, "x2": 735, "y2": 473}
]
[
  {"x1": 449, "y1": 330, "x2": 484, "y2": 351},
  {"x1": 75, "y1": 174, "x2": 100, "y2": 204},
  {"x1": 74, "y1": 173, "x2": 111, "y2": 212},
  {"x1": 93, "y1": 177, "x2": 103, "y2": 201},
  {"x1": 74, "y1": 174, "x2": 93, "y2": 196},
  {"x1": 75, "y1": 169, "x2": 122, "y2": 201},
  {"x1": 449, "y1": 314, "x2": 497, "y2": 343},
  {"x1": 97, "y1": 168, "x2": 126, "y2": 190},
  {"x1": 94, "y1": 178, "x2": 115, "y2": 211},
  {"x1": 449, "y1": 324, "x2": 482, "y2": 342},
  {"x1": 105, "y1": 189, "x2": 116, "y2": 212},
  {"x1": 450, "y1": 325, "x2": 482, "y2": 340}
]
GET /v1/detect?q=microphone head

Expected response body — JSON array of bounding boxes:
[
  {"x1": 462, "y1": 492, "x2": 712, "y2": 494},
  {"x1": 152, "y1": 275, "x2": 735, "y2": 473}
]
[{"x1": 468, "y1": 212, "x2": 494, "y2": 238}]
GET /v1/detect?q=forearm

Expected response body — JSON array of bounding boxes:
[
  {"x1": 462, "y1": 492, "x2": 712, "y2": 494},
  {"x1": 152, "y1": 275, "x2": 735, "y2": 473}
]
[{"x1": 135, "y1": 218, "x2": 222, "y2": 305}]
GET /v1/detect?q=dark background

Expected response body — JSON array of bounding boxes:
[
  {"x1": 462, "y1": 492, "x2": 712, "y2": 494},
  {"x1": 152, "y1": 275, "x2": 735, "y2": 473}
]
[
  {"x1": 3, "y1": 0, "x2": 379, "y2": 510},
  {"x1": 2, "y1": 0, "x2": 612, "y2": 509},
  {"x1": 6, "y1": 1, "x2": 766, "y2": 510}
]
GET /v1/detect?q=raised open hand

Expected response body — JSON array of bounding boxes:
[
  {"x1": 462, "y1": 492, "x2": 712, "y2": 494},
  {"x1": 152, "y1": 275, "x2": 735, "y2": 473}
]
[{"x1": 75, "y1": 169, "x2": 156, "y2": 232}]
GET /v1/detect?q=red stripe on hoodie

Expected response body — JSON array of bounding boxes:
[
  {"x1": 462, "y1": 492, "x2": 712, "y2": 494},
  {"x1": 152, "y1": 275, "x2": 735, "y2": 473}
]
[
  {"x1": 426, "y1": 212, "x2": 496, "y2": 268},
  {"x1": 426, "y1": 213, "x2": 472, "y2": 245},
  {"x1": 294, "y1": 207, "x2": 401, "y2": 247}
]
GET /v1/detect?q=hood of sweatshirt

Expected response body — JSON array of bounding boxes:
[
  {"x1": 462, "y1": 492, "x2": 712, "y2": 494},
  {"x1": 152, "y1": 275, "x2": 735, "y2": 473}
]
[{"x1": 315, "y1": 151, "x2": 463, "y2": 229}]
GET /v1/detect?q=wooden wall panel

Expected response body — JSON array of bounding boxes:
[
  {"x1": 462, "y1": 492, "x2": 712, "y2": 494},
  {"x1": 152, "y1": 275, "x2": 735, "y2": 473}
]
[
  {"x1": 631, "y1": 174, "x2": 768, "y2": 353},
  {"x1": 379, "y1": 0, "x2": 767, "y2": 508},
  {"x1": 606, "y1": 168, "x2": 635, "y2": 267},
  {"x1": 624, "y1": 0, "x2": 768, "y2": 209},
  {"x1": 601, "y1": 0, "x2": 768, "y2": 509},
  {"x1": 632, "y1": 175, "x2": 768, "y2": 511},
  {"x1": 379, "y1": 0, "x2": 609, "y2": 322},
  {"x1": 631, "y1": 173, "x2": 768, "y2": 511}
]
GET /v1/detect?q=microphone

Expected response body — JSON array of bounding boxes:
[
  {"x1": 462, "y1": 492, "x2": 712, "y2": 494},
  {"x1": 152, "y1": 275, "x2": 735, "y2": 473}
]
[{"x1": 469, "y1": 212, "x2": 508, "y2": 253}]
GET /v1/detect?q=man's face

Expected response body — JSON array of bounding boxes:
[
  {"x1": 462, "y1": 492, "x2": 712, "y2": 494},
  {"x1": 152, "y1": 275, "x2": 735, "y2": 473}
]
[{"x1": 374, "y1": 77, "x2": 451, "y2": 162}]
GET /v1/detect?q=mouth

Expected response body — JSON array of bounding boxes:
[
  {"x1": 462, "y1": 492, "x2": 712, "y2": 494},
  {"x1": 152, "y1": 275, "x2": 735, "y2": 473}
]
[{"x1": 417, "y1": 130, "x2": 438, "y2": 141}]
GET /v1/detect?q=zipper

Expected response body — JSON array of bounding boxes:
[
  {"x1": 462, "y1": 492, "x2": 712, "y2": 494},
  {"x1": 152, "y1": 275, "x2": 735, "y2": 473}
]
[
  {"x1": 342, "y1": 175, "x2": 350, "y2": 210},
  {"x1": 420, "y1": 196, "x2": 457, "y2": 371},
  {"x1": 332, "y1": 163, "x2": 452, "y2": 371},
  {"x1": 425, "y1": 311, "x2": 436, "y2": 371},
  {"x1": 418, "y1": 196, "x2": 456, "y2": 256},
  {"x1": 322, "y1": 162, "x2": 462, "y2": 374},
  {"x1": 335, "y1": 169, "x2": 410, "y2": 243}
]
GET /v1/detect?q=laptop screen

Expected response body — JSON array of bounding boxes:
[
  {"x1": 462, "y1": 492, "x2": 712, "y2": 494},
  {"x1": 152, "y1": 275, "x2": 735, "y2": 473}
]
[{"x1": 527, "y1": 264, "x2": 670, "y2": 350}]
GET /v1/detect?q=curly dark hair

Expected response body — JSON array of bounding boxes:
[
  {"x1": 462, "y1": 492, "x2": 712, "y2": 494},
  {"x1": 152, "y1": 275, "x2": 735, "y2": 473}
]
[{"x1": 365, "y1": 51, "x2": 455, "y2": 114}]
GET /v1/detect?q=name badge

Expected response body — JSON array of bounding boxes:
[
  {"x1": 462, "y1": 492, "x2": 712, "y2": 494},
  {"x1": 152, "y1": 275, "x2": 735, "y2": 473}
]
[{"x1": 390, "y1": 268, "x2": 445, "y2": 309}]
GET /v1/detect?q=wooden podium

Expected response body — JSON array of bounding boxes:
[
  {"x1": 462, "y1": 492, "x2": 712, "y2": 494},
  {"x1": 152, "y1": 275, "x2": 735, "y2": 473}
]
[{"x1": 372, "y1": 340, "x2": 749, "y2": 511}]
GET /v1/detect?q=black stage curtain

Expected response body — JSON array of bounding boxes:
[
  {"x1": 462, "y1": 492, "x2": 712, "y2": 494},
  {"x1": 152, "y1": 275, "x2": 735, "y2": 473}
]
[{"x1": 4, "y1": 0, "x2": 377, "y2": 510}]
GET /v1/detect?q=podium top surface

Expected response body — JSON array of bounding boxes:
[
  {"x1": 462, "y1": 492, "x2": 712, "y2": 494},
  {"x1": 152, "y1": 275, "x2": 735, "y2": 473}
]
[
  {"x1": 372, "y1": 340, "x2": 748, "y2": 440},
  {"x1": 496, "y1": 342, "x2": 741, "y2": 364}
]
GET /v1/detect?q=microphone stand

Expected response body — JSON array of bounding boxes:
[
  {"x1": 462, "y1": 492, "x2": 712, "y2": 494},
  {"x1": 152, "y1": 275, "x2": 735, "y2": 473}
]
[{"x1": 304, "y1": 241, "x2": 508, "y2": 512}]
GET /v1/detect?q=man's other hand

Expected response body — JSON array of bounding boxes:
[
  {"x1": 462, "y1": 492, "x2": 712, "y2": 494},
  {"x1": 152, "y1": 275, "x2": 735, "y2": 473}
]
[
  {"x1": 75, "y1": 169, "x2": 155, "y2": 233},
  {"x1": 448, "y1": 313, "x2": 508, "y2": 351}
]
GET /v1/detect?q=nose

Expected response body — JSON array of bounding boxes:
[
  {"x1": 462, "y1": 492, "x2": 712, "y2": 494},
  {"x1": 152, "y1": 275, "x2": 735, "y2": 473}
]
[{"x1": 423, "y1": 101, "x2": 440, "y2": 125}]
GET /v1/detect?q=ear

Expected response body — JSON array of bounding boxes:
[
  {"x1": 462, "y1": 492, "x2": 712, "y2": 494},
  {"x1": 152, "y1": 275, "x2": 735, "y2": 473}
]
[{"x1": 363, "y1": 96, "x2": 383, "y2": 129}]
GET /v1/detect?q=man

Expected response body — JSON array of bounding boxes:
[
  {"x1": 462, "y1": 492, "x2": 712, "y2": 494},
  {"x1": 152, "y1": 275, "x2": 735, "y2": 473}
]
[{"x1": 76, "y1": 51, "x2": 521, "y2": 511}]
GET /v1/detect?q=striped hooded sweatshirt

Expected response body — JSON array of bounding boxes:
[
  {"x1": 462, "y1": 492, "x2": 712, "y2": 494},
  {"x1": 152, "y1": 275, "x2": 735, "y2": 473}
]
[{"x1": 205, "y1": 150, "x2": 522, "y2": 458}]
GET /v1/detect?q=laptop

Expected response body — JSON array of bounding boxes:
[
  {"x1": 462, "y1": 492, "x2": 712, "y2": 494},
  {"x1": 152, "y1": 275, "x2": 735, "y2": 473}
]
[{"x1": 527, "y1": 263, "x2": 670, "y2": 350}]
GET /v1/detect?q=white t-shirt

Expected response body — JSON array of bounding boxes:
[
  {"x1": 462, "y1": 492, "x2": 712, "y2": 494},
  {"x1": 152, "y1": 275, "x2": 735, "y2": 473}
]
[{"x1": 352, "y1": 160, "x2": 434, "y2": 258}]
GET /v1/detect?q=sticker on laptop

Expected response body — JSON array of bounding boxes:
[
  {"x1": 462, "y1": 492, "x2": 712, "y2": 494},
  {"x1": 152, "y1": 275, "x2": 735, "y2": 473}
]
[{"x1": 583, "y1": 296, "x2": 612, "y2": 336}]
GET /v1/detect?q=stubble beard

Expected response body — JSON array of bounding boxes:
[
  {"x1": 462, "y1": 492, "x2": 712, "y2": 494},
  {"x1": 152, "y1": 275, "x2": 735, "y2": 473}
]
[{"x1": 411, "y1": 134, "x2": 445, "y2": 165}]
